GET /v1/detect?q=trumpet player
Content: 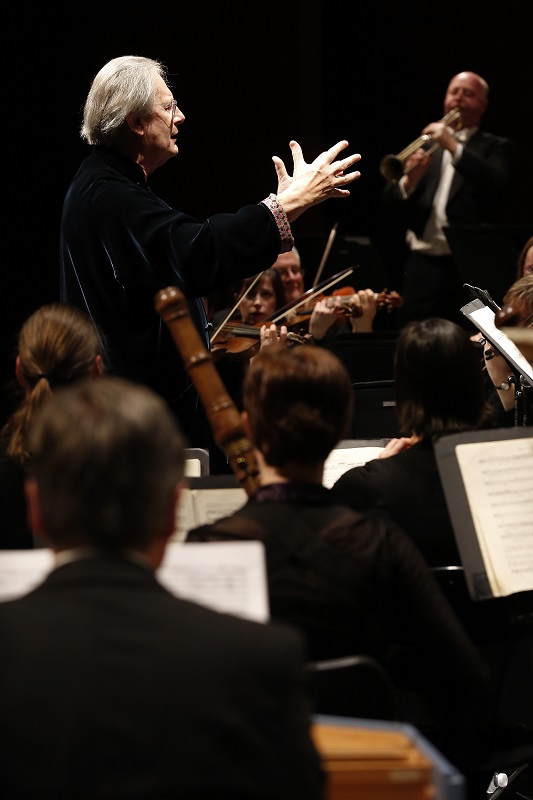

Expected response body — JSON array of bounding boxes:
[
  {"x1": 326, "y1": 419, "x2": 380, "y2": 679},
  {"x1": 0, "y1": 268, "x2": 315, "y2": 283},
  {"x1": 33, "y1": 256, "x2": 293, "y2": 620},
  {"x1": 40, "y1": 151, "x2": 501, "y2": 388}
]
[{"x1": 383, "y1": 71, "x2": 515, "y2": 329}]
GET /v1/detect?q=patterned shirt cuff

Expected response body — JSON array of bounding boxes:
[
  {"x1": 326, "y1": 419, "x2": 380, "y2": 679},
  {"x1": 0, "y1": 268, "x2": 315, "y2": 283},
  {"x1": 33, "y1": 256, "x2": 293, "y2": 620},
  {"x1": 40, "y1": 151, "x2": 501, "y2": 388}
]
[{"x1": 260, "y1": 194, "x2": 295, "y2": 253}]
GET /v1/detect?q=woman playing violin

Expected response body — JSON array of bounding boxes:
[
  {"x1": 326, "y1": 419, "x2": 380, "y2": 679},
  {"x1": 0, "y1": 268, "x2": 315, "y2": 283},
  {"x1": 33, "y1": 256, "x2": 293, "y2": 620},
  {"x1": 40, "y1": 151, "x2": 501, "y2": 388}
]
[
  {"x1": 237, "y1": 269, "x2": 286, "y2": 327},
  {"x1": 211, "y1": 269, "x2": 288, "y2": 421}
]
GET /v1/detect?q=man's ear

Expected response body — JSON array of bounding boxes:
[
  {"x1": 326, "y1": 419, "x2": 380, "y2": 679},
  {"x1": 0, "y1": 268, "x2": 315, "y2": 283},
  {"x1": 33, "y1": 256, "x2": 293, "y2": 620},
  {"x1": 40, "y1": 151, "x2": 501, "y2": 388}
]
[
  {"x1": 24, "y1": 478, "x2": 46, "y2": 538},
  {"x1": 125, "y1": 111, "x2": 145, "y2": 136},
  {"x1": 90, "y1": 354, "x2": 104, "y2": 378}
]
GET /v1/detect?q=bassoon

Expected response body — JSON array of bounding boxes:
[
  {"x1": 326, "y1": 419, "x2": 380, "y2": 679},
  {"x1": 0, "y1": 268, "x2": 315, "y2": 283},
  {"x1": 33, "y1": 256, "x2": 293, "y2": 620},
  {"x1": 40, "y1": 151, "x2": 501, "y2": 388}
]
[{"x1": 154, "y1": 286, "x2": 261, "y2": 497}]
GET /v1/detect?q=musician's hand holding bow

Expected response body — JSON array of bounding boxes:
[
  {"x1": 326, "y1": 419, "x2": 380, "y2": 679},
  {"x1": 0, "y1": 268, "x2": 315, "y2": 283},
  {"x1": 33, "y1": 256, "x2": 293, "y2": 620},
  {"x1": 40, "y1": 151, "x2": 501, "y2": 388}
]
[
  {"x1": 308, "y1": 297, "x2": 342, "y2": 341},
  {"x1": 273, "y1": 140, "x2": 361, "y2": 222},
  {"x1": 347, "y1": 289, "x2": 378, "y2": 333}
]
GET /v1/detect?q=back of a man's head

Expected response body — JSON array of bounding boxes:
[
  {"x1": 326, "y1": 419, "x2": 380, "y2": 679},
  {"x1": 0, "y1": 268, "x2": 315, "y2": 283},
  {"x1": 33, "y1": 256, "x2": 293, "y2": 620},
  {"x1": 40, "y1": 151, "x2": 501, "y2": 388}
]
[{"x1": 27, "y1": 376, "x2": 186, "y2": 551}]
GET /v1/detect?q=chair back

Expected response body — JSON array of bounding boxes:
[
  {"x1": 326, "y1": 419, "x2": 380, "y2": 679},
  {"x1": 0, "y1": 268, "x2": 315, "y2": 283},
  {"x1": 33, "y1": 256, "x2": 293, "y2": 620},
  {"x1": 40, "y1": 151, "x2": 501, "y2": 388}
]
[{"x1": 306, "y1": 654, "x2": 397, "y2": 721}]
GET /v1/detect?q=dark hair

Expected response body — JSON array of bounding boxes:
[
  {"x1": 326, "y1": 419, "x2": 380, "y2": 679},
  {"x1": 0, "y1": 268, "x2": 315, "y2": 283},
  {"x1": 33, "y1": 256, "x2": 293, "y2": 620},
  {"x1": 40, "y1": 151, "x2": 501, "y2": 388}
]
[
  {"x1": 243, "y1": 344, "x2": 353, "y2": 467},
  {"x1": 27, "y1": 376, "x2": 185, "y2": 550},
  {"x1": 237, "y1": 268, "x2": 286, "y2": 317},
  {"x1": 394, "y1": 318, "x2": 490, "y2": 439}
]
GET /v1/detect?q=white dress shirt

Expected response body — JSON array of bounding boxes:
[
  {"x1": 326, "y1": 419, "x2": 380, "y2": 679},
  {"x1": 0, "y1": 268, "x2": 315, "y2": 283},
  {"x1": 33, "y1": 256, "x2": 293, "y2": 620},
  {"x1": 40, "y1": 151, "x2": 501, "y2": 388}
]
[{"x1": 404, "y1": 127, "x2": 474, "y2": 256}]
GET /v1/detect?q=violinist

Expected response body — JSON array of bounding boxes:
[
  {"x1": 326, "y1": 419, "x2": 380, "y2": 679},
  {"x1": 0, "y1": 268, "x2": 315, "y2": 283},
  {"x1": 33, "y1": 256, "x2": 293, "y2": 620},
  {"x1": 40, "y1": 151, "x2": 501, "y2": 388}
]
[
  {"x1": 218, "y1": 268, "x2": 286, "y2": 330},
  {"x1": 272, "y1": 247, "x2": 305, "y2": 304},
  {"x1": 271, "y1": 242, "x2": 398, "y2": 339},
  {"x1": 212, "y1": 268, "x2": 340, "y2": 418}
]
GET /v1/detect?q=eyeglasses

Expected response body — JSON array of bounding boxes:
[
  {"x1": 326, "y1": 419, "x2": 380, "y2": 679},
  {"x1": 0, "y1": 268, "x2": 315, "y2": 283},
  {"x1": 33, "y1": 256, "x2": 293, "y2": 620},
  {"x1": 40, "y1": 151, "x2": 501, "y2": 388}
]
[
  {"x1": 159, "y1": 99, "x2": 178, "y2": 119},
  {"x1": 275, "y1": 267, "x2": 305, "y2": 278}
]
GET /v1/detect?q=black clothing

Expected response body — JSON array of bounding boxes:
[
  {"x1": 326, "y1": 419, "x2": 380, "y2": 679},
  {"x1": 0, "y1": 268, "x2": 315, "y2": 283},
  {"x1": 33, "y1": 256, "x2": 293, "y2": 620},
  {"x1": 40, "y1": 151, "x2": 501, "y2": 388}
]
[
  {"x1": 0, "y1": 553, "x2": 325, "y2": 799},
  {"x1": 331, "y1": 440, "x2": 460, "y2": 567},
  {"x1": 383, "y1": 129, "x2": 515, "y2": 326},
  {"x1": 188, "y1": 482, "x2": 492, "y2": 768},
  {"x1": 59, "y1": 146, "x2": 281, "y2": 459}
]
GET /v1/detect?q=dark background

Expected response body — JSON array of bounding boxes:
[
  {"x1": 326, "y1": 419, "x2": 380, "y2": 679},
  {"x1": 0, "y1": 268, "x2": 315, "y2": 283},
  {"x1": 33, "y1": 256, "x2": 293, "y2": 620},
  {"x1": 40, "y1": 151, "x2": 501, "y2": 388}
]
[{"x1": 3, "y1": 1, "x2": 532, "y2": 415}]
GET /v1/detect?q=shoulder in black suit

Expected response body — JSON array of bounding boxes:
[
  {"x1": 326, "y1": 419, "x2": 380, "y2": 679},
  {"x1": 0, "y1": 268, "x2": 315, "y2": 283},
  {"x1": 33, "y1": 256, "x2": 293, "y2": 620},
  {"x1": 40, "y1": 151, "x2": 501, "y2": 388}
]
[{"x1": 0, "y1": 554, "x2": 325, "y2": 800}]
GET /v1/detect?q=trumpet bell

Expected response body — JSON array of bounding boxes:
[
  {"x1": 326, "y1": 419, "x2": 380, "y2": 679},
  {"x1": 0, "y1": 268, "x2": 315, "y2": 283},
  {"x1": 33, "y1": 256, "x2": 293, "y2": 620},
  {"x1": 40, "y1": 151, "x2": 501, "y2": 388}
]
[
  {"x1": 379, "y1": 155, "x2": 405, "y2": 183},
  {"x1": 380, "y1": 107, "x2": 462, "y2": 183}
]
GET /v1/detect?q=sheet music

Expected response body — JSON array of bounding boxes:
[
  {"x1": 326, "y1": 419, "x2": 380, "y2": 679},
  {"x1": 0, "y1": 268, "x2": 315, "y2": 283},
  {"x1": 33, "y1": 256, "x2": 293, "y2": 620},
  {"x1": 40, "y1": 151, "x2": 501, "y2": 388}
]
[
  {"x1": 462, "y1": 301, "x2": 533, "y2": 386},
  {"x1": 159, "y1": 541, "x2": 269, "y2": 622},
  {"x1": 174, "y1": 486, "x2": 247, "y2": 542},
  {"x1": 323, "y1": 446, "x2": 384, "y2": 488},
  {"x1": 0, "y1": 548, "x2": 55, "y2": 601},
  {"x1": 455, "y1": 438, "x2": 533, "y2": 597},
  {"x1": 0, "y1": 541, "x2": 269, "y2": 622}
]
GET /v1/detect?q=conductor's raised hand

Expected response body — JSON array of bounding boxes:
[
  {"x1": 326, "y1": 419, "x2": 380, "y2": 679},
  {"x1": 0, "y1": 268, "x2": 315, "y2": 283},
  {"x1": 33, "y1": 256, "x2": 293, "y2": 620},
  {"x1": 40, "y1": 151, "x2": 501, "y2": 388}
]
[{"x1": 273, "y1": 140, "x2": 361, "y2": 222}]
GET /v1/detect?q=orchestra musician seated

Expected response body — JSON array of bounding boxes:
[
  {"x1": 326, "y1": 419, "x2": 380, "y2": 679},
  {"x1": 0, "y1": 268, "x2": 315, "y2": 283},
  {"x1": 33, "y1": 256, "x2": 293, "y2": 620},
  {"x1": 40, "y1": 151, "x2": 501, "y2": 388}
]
[{"x1": 186, "y1": 342, "x2": 494, "y2": 778}]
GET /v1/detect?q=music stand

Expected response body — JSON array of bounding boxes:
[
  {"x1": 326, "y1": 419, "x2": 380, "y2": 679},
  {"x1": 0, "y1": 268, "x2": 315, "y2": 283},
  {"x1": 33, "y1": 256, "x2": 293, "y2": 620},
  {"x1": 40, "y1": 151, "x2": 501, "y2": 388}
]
[
  {"x1": 461, "y1": 297, "x2": 533, "y2": 426},
  {"x1": 433, "y1": 427, "x2": 533, "y2": 604}
]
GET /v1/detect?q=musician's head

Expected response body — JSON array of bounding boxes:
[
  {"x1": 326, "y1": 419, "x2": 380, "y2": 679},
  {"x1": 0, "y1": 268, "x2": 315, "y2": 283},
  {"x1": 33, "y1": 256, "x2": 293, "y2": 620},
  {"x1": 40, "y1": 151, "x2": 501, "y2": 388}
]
[
  {"x1": 394, "y1": 318, "x2": 491, "y2": 439},
  {"x1": 445, "y1": 71, "x2": 489, "y2": 129},
  {"x1": 272, "y1": 247, "x2": 304, "y2": 303},
  {"x1": 4, "y1": 303, "x2": 105, "y2": 468},
  {"x1": 502, "y1": 275, "x2": 533, "y2": 328},
  {"x1": 25, "y1": 376, "x2": 186, "y2": 566},
  {"x1": 242, "y1": 343, "x2": 353, "y2": 470},
  {"x1": 237, "y1": 268, "x2": 286, "y2": 326}
]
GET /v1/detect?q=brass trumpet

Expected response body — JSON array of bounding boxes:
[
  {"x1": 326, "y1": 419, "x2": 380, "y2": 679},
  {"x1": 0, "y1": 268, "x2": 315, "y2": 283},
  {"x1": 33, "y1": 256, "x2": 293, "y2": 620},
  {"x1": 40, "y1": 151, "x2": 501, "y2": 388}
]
[{"x1": 380, "y1": 107, "x2": 462, "y2": 183}]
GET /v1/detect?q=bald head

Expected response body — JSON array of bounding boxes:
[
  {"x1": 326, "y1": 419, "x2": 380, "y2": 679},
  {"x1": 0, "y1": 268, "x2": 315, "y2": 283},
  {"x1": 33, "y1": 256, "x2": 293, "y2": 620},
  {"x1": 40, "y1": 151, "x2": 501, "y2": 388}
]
[{"x1": 444, "y1": 71, "x2": 489, "y2": 129}]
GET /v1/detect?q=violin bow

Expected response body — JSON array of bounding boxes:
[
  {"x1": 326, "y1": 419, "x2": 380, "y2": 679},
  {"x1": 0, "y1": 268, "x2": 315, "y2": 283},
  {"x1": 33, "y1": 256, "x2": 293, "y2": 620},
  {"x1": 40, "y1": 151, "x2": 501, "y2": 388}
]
[
  {"x1": 312, "y1": 222, "x2": 338, "y2": 288},
  {"x1": 210, "y1": 271, "x2": 265, "y2": 345},
  {"x1": 271, "y1": 267, "x2": 354, "y2": 325}
]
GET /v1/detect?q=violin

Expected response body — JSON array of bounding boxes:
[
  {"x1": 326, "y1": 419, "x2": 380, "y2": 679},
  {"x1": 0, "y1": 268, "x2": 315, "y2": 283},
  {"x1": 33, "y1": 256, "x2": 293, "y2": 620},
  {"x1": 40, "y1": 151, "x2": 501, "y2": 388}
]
[
  {"x1": 210, "y1": 320, "x2": 309, "y2": 361},
  {"x1": 278, "y1": 287, "x2": 403, "y2": 331}
]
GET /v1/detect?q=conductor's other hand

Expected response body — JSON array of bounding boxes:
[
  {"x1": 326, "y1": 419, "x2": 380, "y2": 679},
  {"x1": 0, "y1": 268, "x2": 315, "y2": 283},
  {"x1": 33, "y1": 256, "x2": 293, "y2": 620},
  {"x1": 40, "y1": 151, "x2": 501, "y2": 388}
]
[{"x1": 273, "y1": 140, "x2": 361, "y2": 222}]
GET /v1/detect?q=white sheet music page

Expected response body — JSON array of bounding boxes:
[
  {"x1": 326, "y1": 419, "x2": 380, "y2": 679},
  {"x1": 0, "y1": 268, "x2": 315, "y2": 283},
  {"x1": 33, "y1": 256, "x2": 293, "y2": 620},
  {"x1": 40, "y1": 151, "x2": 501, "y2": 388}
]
[
  {"x1": 0, "y1": 541, "x2": 270, "y2": 623},
  {"x1": 0, "y1": 548, "x2": 54, "y2": 601},
  {"x1": 158, "y1": 540, "x2": 269, "y2": 622},
  {"x1": 322, "y1": 446, "x2": 384, "y2": 488},
  {"x1": 173, "y1": 486, "x2": 247, "y2": 542},
  {"x1": 455, "y1": 438, "x2": 533, "y2": 597},
  {"x1": 465, "y1": 303, "x2": 533, "y2": 385}
]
